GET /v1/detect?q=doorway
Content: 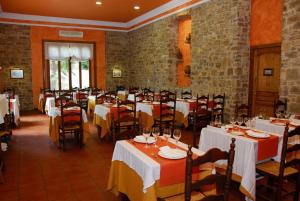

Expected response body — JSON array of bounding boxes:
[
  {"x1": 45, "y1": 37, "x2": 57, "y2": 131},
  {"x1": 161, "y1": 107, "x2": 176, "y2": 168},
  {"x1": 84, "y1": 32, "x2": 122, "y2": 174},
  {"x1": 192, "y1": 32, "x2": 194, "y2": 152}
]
[{"x1": 250, "y1": 45, "x2": 281, "y2": 117}]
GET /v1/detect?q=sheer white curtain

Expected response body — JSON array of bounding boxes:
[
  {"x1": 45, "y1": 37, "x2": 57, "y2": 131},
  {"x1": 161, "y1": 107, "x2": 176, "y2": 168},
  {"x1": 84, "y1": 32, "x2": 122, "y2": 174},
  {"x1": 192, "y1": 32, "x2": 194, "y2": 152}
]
[{"x1": 45, "y1": 42, "x2": 93, "y2": 61}]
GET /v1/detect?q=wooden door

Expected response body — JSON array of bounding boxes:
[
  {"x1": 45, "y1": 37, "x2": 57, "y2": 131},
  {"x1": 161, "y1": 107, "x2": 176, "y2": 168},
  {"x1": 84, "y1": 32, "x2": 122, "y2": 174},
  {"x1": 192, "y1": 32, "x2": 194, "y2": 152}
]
[{"x1": 250, "y1": 45, "x2": 281, "y2": 117}]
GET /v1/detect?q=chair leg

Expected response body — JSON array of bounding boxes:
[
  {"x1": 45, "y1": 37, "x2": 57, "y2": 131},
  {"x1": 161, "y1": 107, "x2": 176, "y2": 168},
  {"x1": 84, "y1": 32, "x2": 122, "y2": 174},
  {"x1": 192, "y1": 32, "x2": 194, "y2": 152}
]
[
  {"x1": 294, "y1": 173, "x2": 300, "y2": 201},
  {"x1": 62, "y1": 133, "x2": 66, "y2": 151},
  {"x1": 0, "y1": 161, "x2": 4, "y2": 184}
]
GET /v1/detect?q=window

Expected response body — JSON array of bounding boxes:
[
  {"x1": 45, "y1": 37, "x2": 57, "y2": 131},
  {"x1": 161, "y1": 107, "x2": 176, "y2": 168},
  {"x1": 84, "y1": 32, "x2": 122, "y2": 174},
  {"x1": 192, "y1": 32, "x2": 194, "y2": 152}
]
[
  {"x1": 45, "y1": 42, "x2": 93, "y2": 90},
  {"x1": 48, "y1": 59, "x2": 90, "y2": 90}
]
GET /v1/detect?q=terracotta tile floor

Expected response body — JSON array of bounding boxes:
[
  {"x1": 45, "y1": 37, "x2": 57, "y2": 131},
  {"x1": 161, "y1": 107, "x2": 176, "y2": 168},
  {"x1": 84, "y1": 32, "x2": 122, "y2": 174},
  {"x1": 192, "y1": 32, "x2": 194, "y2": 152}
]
[{"x1": 0, "y1": 111, "x2": 247, "y2": 201}]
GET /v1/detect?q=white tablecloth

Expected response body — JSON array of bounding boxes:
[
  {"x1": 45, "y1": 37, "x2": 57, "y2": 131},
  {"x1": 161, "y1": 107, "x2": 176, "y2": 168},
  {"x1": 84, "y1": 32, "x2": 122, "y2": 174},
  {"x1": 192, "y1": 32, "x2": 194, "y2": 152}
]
[
  {"x1": 48, "y1": 107, "x2": 88, "y2": 123},
  {"x1": 0, "y1": 95, "x2": 8, "y2": 124},
  {"x1": 94, "y1": 104, "x2": 111, "y2": 120},
  {"x1": 199, "y1": 126, "x2": 283, "y2": 201},
  {"x1": 136, "y1": 102, "x2": 154, "y2": 116},
  {"x1": 112, "y1": 138, "x2": 203, "y2": 193},
  {"x1": 255, "y1": 118, "x2": 300, "y2": 144},
  {"x1": 10, "y1": 96, "x2": 20, "y2": 126},
  {"x1": 45, "y1": 97, "x2": 55, "y2": 113}
]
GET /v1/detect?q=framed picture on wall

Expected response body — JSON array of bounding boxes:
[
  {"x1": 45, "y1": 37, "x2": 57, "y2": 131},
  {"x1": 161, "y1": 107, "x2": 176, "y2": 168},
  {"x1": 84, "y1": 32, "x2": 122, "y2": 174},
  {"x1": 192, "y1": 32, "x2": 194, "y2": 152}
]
[
  {"x1": 10, "y1": 69, "x2": 24, "y2": 79},
  {"x1": 112, "y1": 69, "x2": 122, "y2": 78}
]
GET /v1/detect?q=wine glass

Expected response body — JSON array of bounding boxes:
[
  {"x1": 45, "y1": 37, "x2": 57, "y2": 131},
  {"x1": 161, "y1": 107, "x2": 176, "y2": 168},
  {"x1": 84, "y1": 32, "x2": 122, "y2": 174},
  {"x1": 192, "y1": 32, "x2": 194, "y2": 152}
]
[
  {"x1": 163, "y1": 128, "x2": 171, "y2": 145},
  {"x1": 152, "y1": 127, "x2": 160, "y2": 148},
  {"x1": 142, "y1": 128, "x2": 151, "y2": 148},
  {"x1": 230, "y1": 117, "x2": 236, "y2": 127},
  {"x1": 173, "y1": 129, "x2": 181, "y2": 148}
]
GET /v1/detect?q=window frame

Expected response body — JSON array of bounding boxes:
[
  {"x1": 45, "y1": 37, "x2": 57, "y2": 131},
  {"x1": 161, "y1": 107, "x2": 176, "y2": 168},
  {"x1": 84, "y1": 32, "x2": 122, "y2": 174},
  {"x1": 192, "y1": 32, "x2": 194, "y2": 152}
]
[
  {"x1": 42, "y1": 40, "x2": 95, "y2": 90},
  {"x1": 47, "y1": 58, "x2": 91, "y2": 90}
]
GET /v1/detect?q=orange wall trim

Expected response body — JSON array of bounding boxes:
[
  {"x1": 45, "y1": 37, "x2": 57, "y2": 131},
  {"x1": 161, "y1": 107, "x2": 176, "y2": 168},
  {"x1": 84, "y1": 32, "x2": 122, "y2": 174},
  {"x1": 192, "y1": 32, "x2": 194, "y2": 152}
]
[
  {"x1": 31, "y1": 26, "x2": 105, "y2": 108},
  {"x1": 250, "y1": 0, "x2": 283, "y2": 46}
]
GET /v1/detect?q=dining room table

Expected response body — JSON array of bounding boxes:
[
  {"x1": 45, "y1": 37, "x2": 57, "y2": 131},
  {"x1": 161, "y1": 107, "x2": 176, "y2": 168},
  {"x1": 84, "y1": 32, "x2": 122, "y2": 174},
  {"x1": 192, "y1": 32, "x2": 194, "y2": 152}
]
[
  {"x1": 47, "y1": 106, "x2": 90, "y2": 145},
  {"x1": 199, "y1": 125, "x2": 283, "y2": 201},
  {"x1": 93, "y1": 103, "x2": 130, "y2": 138},
  {"x1": 108, "y1": 137, "x2": 213, "y2": 201}
]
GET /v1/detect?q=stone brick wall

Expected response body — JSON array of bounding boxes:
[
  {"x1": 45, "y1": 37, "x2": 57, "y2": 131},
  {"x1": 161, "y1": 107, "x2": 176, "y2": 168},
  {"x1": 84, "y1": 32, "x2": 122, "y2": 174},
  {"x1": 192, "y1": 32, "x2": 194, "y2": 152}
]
[
  {"x1": 191, "y1": 0, "x2": 250, "y2": 119},
  {"x1": 105, "y1": 31, "x2": 130, "y2": 90},
  {"x1": 280, "y1": 0, "x2": 300, "y2": 113},
  {"x1": 0, "y1": 24, "x2": 33, "y2": 111},
  {"x1": 128, "y1": 16, "x2": 178, "y2": 90},
  {"x1": 127, "y1": 0, "x2": 250, "y2": 119}
]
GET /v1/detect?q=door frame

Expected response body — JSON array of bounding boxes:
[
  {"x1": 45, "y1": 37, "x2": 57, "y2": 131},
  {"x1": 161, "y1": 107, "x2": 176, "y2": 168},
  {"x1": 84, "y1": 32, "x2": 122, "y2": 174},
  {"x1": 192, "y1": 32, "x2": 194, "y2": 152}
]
[{"x1": 249, "y1": 43, "x2": 281, "y2": 116}]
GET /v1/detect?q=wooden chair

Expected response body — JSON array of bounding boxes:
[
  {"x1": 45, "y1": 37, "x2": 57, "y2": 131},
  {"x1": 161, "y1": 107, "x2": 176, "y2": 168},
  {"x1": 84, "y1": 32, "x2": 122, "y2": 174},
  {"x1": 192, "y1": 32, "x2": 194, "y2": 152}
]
[
  {"x1": 92, "y1": 87, "x2": 102, "y2": 96},
  {"x1": 55, "y1": 92, "x2": 72, "y2": 107},
  {"x1": 273, "y1": 99, "x2": 287, "y2": 117},
  {"x1": 103, "y1": 92, "x2": 117, "y2": 103},
  {"x1": 181, "y1": 90, "x2": 192, "y2": 99},
  {"x1": 154, "y1": 95, "x2": 176, "y2": 135},
  {"x1": 143, "y1": 88, "x2": 154, "y2": 101},
  {"x1": 164, "y1": 138, "x2": 236, "y2": 201},
  {"x1": 0, "y1": 148, "x2": 4, "y2": 183},
  {"x1": 129, "y1": 87, "x2": 139, "y2": 94},
  {"x1": 59, "y1": 100, "x2": 83, "y2": 151},
  {"x1": 212, "y1": 94, "x2": 225, "y2": 123},
  {"x1": 235, "y1": 104, "x2": 250, "y2": 122},
  {"x1": 0, "y1": 114, "x2": 11, "y2": 184},
  {"x1": 256, "y1": 125, "x2": 300, "y2": 201},
  {"x1": 77, "y1": 89, "x2": 89, "y2": 111},
  {"x1": 134, "y1": 93, "x2": 144, "y2": 103},
  {"x1": 111, "y1": 100, "x2": 140, "y2": 144},
  {"x1": 192, "y1": 95, "x2": 211, "y2": 148}
]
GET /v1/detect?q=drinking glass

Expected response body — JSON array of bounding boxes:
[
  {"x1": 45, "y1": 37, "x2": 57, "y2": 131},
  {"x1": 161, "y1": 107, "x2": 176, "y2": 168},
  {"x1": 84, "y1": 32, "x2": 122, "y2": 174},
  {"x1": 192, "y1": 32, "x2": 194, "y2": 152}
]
[
  {"x1": 143, "y1": 128, "x2": 151, "y2": 148},
  {"x1": 163, "y1": 128, "x2": 171, "y2": 145},
  {"x1": 230, "y1": 117, "x2": 236, "y2": 127},
  {"x1": 173, "y1": 129, "x2": 181, "y2": 148},
  {"x1": 152, "y1": 127, "x2": 160, "y2": 148}
]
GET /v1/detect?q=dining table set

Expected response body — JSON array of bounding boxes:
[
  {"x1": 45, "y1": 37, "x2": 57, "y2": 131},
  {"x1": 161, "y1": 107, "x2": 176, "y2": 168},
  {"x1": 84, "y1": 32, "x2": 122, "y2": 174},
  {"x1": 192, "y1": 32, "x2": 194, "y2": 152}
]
[
  {"x1": 108, "y1": 136, "x2": 210, "y2": 201},
  {"x1": 107, "y1": 111, "x2": 300, "y2": 201},
  {"x1": 47, "y1": 105, "x2": 90, "y2": 146}
]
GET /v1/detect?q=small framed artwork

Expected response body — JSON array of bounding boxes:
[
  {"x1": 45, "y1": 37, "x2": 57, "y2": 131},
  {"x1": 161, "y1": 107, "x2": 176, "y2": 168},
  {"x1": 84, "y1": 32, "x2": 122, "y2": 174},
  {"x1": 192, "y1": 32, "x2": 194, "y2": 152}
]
[
  {"x1": 112, "y1": 69, "x2": 122, "y2": 78},
  {"x1": 10, "y1": 69, "x2": 24, "y2": 79},
  {"x1": 263, "y1": 68, "x2": 273, "y2": 76}
]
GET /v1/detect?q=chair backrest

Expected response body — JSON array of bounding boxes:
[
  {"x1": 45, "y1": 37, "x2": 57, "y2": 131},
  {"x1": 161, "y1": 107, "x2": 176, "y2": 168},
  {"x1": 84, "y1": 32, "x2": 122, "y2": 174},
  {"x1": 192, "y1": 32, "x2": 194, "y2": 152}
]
[
  {"x1": 56, "y1": 93, "x2": 72, "y2": 107},
  {"x1": 235, "y1": 104, "x2": 250, "y2": 120},
  {"x1": 212, "y1": 94, "x2": 225, "y2": 122},
  {"x1": 129, "y1": 87, "x2": 139, "y2": 94},
  {"x1": 273, "y1": 99, "x2": 287, "y2": 117},
  {"x1": 112, "y1": 100, "x2": 138, "y2": 143},
  {"x1": 60, "y1": 101, "x2": 82, "y2": 129},
  {"x1": 144, "y1": 91, "x2": 154, "y2": 101},
  {"x1": 196, "y1": 94, "x2": 209, "y2": 112},
  {"x1": 92, "y1": 87, "x2": 102, "y2": 96},
  {"x1": 277, "y1": 125, "x2": 300, "y2": 196},
  {"x1": 158, "y1": 94, "x2": 176, "y2": 134},
  {"x1": 181, "y1": 90, "x2": 192, "y2": 99},
  {"x1": 185, "y1": 138, "x2": 236, "y2": 201},
  {"x1": 104, "y1": 92, "x2": 116, "y2": 103},
  {"x1": 134, "y1": 93, "x2": 144, "y2": 103}
]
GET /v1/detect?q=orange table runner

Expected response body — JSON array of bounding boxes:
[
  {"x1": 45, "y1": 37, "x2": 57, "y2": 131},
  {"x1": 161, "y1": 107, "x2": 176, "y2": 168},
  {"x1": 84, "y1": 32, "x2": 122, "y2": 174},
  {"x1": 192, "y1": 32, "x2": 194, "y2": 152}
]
[
  {"x1": 129, "y1": 139, "x2": 199, "y2": 187},
  {"x1": 228, "y1": 128, "x2": 279, "y2": 161}
]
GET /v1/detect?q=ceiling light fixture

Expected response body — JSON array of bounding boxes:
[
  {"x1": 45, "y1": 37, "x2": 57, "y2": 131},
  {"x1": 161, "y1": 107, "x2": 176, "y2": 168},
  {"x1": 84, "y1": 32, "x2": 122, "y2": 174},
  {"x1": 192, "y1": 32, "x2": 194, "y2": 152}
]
[
  {"x1": 96, "y1": 0, "x2": 102, "y2": 5},
  {"x1": 134, "y1": 5, "x2": 140, "y2": 10}
]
